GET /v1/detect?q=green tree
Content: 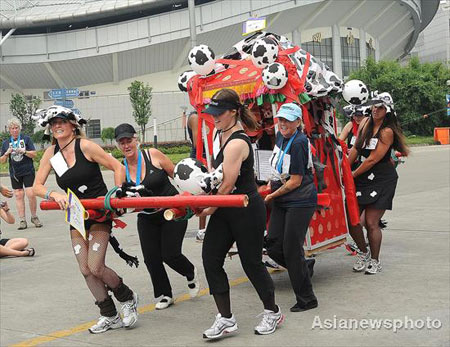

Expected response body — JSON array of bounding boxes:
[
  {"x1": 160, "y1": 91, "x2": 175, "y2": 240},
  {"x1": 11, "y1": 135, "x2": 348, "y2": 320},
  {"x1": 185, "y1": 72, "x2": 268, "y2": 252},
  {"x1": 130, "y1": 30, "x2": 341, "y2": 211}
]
[
  {"x1": 101, "y1": 127, "x2": 115, "y2": 145},
  {"x1": 31, "y1": 130, "x2": 50, "y2": 149},
  {"x1": 348, "y1": 57, "x2": 450, "y2": 136},
  {"x1": 128, "y1": 81, "x2": 152, "y2": 142},
  {"x1": 9, "y1": 94, "x2": 42, "y2": 135}
]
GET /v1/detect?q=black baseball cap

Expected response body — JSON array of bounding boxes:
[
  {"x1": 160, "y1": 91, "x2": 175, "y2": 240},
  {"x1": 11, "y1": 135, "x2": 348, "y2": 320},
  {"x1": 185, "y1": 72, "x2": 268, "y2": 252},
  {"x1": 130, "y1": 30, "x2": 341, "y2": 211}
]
[{"x1": 114, "y1": 123, "x2": 136, "y2": 141}]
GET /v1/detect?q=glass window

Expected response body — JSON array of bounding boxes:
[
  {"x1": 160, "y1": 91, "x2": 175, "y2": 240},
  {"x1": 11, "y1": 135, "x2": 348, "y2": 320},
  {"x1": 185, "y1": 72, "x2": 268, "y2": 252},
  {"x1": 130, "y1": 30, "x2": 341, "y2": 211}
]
[
  {"x1": 301, "y1": 38, "x2": 333, "y2": 69},
  {"x1": 341, "y1": 37, "x2": 360, "y2": 77},
  {"x1": 86, "y1": 119, "x2": 101, "y2": 139},
  {"x1": 366, "y1": 43, "x2": 375, "y2": 59}
]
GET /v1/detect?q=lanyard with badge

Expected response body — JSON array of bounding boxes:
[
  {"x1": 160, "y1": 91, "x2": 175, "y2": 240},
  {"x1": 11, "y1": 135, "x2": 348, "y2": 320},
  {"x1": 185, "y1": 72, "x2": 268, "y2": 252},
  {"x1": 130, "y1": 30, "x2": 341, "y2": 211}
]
[
  {"x1": 10, "y1": 134, "x2": 21, "y2": 149},
  {"x1": 124, "y1": 150, "x2": 142, "y2": 185},
  {"x1": 276, "y1": 130, "x2": 298, "y2": 174},
  {"x1": 50, "y1": 138, "x2": 75, "y2": 177}
]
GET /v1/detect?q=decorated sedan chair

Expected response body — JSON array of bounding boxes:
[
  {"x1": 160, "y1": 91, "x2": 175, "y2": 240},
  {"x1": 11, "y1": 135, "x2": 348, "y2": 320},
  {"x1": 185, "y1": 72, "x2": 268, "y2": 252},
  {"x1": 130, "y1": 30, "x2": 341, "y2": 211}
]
[{"x1": 178, "y1": 32, "x2": 360, "y2": 255}]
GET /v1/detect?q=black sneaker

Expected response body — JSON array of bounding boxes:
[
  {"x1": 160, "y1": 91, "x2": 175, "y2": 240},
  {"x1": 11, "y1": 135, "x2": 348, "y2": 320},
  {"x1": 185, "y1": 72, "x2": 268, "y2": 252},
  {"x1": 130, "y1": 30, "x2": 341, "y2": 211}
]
[{"x1": 290, "y1": 300, "x2": 318, "y2": 312}]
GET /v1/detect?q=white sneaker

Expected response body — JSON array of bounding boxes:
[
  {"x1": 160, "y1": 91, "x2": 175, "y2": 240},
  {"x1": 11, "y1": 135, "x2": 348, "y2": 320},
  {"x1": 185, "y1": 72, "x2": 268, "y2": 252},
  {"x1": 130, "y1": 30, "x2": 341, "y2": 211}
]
[
  {"x1": 203, "y1": 313, "x2": 238, "y2": 339},
  {"x1": 353, "y1": 250, "x2": 371, "y2": 272},
  {"x1": 88, "y1": 313, "x2": 123, "y2": 334},
  {"x1": 254, "y1": 306, "x2": 284, "y2": 335},
  {"x1": 365, "y1": 259, "x2": 382, "y2": 275},
  {"x1": 187, "y1": 267, "x2": 200, "y2": 298},
  {"x1": 228, "y1": 243, "x2": 238, "y2": 254},
  {"x1": 196, "y1": 229, "x2": 205, "y2": 242},
  {"x1": 262, "y1": 254, "x2": 282, "y2": 270},
  {"x1": 121, "y1": 292, "x2": 138, "y2": 328},
  {"x1": 155, "y1": 296, "x2": 174, "y2": 310}
]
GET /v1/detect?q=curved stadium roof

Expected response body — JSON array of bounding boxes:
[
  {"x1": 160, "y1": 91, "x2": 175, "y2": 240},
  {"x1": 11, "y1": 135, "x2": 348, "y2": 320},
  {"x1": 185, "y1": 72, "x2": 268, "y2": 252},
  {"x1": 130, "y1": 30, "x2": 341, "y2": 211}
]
[
  {"x1": 0, "y1": 0, "x2": 190, "y2": 30},
  {"x1": 0, "y1": 0, "x2": 440, "y2": 91}
]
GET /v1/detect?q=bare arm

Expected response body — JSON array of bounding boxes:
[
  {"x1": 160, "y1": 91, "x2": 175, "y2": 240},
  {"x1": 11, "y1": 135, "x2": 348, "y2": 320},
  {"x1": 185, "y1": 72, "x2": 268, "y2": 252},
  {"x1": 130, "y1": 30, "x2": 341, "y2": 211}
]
[
  {"x1": 81, "y1": 139, "x2": 123, "y2": 186},
  {"x1": 0, "y1": 147, "x2": 12, "y2": 164},
  {"x1": 24, "y1": 150, "x2": 37, "y2": 159},
  {"x1": 265, "y1": 174, "x2": 303, "y2": 202},
  {"x1": 0, "y1": 202, "x2": 15, "y2": 224},
  {"x1": 33, "y1": 145, "x2": 56, "y2": 199},
  {"x1": 149, "y1": 149, "x2": 175, "y2": 178},
  {"x1": 0, "y1": 184, "x2": 13, "y2": 198},
  {"x1": 197, "y1": 139, "x2": 248, "y2": 216},
  {"x1": 188, "y1": 113, "x2": 199, "y2": 147},
  {"x1": 339, "y1": 122, "x2": 353, "y2": 141},
  {"x1": 216, "y1": 139, "x2": 249, "y2": 195},
  {"x1": 352, "y1": 128, "x2": 394, "y2": 178},
  {"x1": 348, "y1": 117, "x2": 369, "y2": 165}
]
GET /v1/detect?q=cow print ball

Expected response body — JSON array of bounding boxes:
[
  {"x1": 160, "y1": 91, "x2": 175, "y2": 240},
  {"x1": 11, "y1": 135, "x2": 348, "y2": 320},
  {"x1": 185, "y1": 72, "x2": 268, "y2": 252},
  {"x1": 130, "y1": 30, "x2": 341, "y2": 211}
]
[
  {"x1": 262, "y1": 63, "x2": 288, "y2": 90},
  {"x1": 342, "y1": 79, "x2": 369, "y2": 105},
  {"x1": 188, "y1": 45, "x2": 216, "y2": 76},
  {"x1": 177, "y1": 70, "x2": 197, "y2": 92},
  {"x1": 251, "y1": 37, "x2": 279, "y2": 68},
  {"x1": 173, "y1": 158, "x2": 208, "y2": 195}
]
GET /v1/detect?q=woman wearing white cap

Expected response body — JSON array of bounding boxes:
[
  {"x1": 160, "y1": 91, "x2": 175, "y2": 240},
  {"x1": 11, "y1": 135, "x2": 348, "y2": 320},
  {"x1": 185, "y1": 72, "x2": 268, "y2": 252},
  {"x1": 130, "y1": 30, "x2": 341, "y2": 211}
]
[
  {"x1": 265, "y1": 102, "x2": 318, "y2": 312},
  {"x1": 348, "y1": 93, "x2": 409, "y2": 274}
]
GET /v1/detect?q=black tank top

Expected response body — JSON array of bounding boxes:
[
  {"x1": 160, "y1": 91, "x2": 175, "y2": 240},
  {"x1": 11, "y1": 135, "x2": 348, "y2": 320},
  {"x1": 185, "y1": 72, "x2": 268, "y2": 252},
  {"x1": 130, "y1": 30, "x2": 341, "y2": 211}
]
[
  {"x1": 54, "y1": 139, "x2": 107, "y2": 199},
  {"x1": 139, "y1": 150, "x2": 178, "y2": 197},
  {"x1": 359, "y1": 126, "x2": 393, "y2": 163},
  {"x1": 133, "y1": 150, "x2": 178, "y2": 216},
  {"x1": 212, "y1": 130, "x2": 257, "y2": 195}
]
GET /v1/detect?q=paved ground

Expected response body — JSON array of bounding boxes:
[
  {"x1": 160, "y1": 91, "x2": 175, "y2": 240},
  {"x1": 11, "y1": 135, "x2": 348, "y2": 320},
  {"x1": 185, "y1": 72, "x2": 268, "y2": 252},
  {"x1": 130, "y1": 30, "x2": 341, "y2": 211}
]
[{"x1": 1, "y1": 146, "x2": 449, "y2": 347}]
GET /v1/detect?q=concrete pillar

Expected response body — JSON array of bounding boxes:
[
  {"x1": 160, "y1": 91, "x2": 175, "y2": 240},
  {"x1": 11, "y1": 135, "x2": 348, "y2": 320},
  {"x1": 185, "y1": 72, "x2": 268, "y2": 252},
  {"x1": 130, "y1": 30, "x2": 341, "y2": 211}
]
[
  {"x1": 375, "y1": 38, "x2": 380, "y2": 62},
  {"x1": 332, "y1": 24, "x2": 342, "y2": 77},
  {"x1": 292, "y1": 28, "x2": 301, "y2": 46},
  {"x1": 359, "y1": 28, "x2": 367, "y2": 65},
  {"x1": 188, "y1": 0, "x2": 197, "y2": 48}
]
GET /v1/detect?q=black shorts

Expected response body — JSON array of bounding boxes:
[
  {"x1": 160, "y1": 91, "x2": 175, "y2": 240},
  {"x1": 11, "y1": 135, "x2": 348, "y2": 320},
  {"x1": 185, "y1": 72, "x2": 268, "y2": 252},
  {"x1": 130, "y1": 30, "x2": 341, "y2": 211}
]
[
  {"x1": 69, "y1": 219, "x2": 113, "y2": 233},
  {"x1": 0, "y1": 239, "x2": 10, "y2": 246},
  {"x1": 11, "y1": 173, "x2": 35, "y2": 190}
]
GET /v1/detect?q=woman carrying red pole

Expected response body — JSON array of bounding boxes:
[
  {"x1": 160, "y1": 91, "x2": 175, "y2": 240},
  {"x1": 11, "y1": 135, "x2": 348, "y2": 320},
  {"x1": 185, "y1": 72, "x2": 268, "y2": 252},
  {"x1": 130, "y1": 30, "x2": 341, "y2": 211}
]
[
  {"x1": 114, "y1": 123, "x2": 200, "y2": 310},
  {"x1": 198, "y1": 88, "x2": 284, "y2": 339},
  {"x1": 33, "y1": 107, "x2": 138, "y2": 333}
]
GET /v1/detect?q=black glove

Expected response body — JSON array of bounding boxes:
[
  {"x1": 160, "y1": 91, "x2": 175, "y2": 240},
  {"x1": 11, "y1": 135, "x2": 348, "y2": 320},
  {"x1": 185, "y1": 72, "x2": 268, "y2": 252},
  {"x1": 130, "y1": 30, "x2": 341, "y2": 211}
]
[
  {"x1": 109, "y1": 235, "x2": 139, "y2": 268},
  {"x1": 116, "y1": 182, "x2": 153, "y2": 198},
  {"x1": 116, "y1": 182, "x2": 135, "y2": 199},
  {"x1": 128, "y1": 185, "x2": 153, "y2": 197}
]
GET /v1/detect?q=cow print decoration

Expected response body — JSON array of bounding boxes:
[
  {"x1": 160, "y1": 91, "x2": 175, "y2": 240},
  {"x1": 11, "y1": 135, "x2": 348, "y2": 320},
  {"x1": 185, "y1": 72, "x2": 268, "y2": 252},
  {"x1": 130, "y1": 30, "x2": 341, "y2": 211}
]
[
  {"x1": 177, "y1": 70, "x2": 197, "y2": 92},
  {"x1": 262, "y1": 63, "x2": 288, "y2": 90},
  {"x1": 173, "y1": 158, "x2": 209, "y2": 195},
  {"x1": 188, "y1": 45, "x2": 216, "y2": 76},
  {"x1": 342, "y1": 79, "x2": 369, "y2": 105},
  {"x1": 251, "y1": 37, "x2": 279, "y2": 68}
]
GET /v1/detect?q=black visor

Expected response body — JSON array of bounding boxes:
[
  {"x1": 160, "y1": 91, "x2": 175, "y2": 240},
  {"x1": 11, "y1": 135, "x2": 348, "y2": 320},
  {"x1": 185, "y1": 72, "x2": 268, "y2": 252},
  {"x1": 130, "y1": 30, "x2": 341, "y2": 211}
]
[{"x1": 203, "y1": 99, "x2": 240, "y2": 116}]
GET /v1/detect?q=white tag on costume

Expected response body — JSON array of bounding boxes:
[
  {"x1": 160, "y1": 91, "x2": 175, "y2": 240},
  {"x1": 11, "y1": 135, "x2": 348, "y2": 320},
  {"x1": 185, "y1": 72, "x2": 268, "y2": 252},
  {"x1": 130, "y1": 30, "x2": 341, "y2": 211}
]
[
  {"x1": 365, "y1": 138, "x2": 378, "y2": 150},
  {"x1": 350, "y1": 136, "x2": 356, "y2": 146},
  {"x1": 50, "y1": 151, "x2": 69, "y2": 177}
]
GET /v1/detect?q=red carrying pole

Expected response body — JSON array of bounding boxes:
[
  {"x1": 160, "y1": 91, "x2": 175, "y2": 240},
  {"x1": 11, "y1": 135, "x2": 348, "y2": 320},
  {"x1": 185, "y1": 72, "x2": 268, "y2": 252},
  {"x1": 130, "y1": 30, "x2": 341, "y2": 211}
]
[{"x1": 40, "y1": 194, "x2": 249, "y2": 211}]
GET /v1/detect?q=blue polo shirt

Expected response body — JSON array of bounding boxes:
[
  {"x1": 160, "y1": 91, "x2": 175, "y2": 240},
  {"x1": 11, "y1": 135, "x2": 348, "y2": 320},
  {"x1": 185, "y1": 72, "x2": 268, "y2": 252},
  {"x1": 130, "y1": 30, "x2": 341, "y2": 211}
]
[
  {"x1": 1, "y1": 134, "x2": 35, "y2": 178},
  {"x1": 269, "y1": 131, "x2": 317, "y2": 208}
]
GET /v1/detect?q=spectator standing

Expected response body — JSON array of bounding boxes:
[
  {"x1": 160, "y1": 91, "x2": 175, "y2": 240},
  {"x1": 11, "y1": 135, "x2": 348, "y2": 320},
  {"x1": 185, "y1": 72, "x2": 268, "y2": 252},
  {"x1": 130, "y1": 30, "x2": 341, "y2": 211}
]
[{"x1": 0, "y1": 118, "x2": 42, "y2": 230}]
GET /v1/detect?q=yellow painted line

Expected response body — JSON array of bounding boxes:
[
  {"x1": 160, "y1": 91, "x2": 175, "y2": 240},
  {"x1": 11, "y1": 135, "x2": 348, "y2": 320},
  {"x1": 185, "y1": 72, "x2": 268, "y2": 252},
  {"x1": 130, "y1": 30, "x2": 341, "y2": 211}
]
[{"x1": 11, "y1": 270, "x2": 281, "y2": 347}]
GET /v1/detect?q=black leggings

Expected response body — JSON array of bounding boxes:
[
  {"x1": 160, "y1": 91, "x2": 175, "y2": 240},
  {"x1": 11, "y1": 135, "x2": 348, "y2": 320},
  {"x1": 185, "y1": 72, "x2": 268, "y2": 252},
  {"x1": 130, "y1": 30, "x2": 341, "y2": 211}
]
[
  {"x1": 267, "y1": 205, "x2": 316, "y2": 306},
  {"x1": 202, "y1": 194, "x2": 275, "y2": 303},
  {"x1": 137, "y1": 214, "x2": 195, "y2": 298}
]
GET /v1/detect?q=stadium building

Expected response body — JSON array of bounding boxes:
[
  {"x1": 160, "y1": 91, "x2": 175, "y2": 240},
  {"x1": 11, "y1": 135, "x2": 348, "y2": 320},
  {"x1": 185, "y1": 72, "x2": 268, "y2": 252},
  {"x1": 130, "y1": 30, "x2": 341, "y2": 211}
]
[{"x1": 0, "y1": 0, "x2": 440, "y2": 141}]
